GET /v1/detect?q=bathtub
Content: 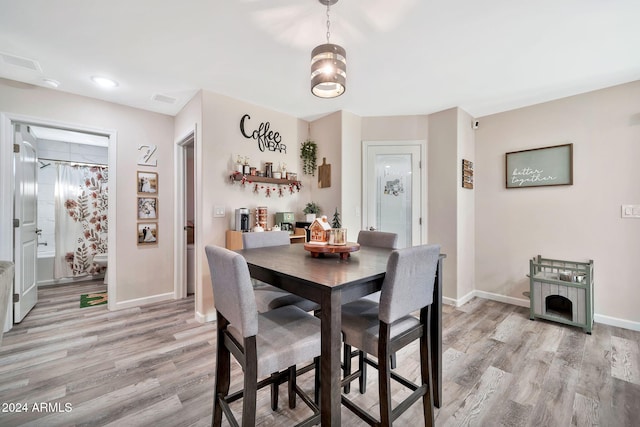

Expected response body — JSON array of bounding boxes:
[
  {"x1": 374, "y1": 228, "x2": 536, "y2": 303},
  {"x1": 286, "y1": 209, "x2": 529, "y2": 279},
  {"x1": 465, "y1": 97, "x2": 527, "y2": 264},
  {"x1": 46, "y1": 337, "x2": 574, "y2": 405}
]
[
  {"x1": 37, "y1": 251, "x2": 104, "y2": 286},
  {"x1": 187, "y1": 244, "x2": 195, "y2": 295}
]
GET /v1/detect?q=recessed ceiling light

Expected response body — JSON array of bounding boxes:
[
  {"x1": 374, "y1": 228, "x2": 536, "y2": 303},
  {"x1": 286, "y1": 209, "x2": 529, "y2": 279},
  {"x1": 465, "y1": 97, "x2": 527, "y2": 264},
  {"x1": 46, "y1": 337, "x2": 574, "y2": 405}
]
[
  {"x1": 90, "y1": 76, "x2": 119, "y2": 88},
  {"x1": 42, "y1": 78, "x2": 60, "y2": 88}
]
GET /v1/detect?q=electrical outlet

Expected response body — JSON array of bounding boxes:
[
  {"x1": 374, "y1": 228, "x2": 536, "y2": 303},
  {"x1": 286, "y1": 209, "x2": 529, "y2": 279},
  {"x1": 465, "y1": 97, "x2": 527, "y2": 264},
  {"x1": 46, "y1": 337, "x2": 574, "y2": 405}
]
[
  {"x1": 214, "y1": 206, "x2": 225, "y2": 218},
  {"x1": 621, "y1": 204, "x2": 640, "y2": 218}
]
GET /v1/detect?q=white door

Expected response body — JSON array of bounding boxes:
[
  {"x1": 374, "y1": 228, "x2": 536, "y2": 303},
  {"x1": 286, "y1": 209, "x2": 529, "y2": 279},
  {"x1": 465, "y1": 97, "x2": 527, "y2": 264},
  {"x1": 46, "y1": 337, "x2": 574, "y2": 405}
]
[
  {"x1": 363, "y1": 142, "x2": 423, "y2": 249},
  {"x1": 13, "y1": 124, "x2": 38, "y2": 322}
]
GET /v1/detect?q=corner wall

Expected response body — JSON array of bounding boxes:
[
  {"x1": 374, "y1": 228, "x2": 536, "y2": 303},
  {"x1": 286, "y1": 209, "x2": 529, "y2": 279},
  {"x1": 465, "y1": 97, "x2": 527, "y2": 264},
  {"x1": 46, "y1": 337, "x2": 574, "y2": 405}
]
[
  {"x1": 475, "y1": 80, "x2": 640, "y2": 326},
  {"x1": 309, "y1": 112, "x2": 342, "y2": 220},
  {"x1": 340, "y1": 111, "x2": 363, "y2": 235},
  {"x1": 196, "y1": 91, "x2": 312, "y2": 320},
  {"x1": 0, "y1": 78, "x2": 175, "y2": 307},
  {"x1": 428, "y1": 109, "x2": 459, "y2": 300}
]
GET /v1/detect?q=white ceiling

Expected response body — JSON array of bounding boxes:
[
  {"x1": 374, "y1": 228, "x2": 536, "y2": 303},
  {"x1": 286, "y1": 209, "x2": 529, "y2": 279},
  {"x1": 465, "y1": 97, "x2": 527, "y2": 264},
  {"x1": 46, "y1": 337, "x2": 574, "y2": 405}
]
[{"x1": 1, "y1": 0, "x2": 639, "y2": 120}]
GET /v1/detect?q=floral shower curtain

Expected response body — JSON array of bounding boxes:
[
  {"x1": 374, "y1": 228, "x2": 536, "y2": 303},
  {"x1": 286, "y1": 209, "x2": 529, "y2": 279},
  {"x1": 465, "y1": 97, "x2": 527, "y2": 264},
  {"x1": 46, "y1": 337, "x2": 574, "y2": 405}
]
[{"x1": 54, "y1": 164, "x2": 108, "y2": 279}]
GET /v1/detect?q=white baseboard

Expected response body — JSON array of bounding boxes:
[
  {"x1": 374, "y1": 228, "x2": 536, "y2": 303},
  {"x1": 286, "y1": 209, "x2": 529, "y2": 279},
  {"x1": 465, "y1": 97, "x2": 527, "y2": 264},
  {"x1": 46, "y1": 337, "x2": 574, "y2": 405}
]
[
  {"x1": 195, "y1": 309, "x2": 216, "y2": 324},
  {"x1": 474, "y1": 290, "x2": 530, "y2": 308},
  {"x1": 594, "y1": 313, "x2": 640, "y2": 332},
  {"x1": 443, "y1": 290, "x2": 475, "y2": 307},
  {"x1": 452, "y1": 290, "x2": 640, "y2": 332},
  {"x1": 113, "y1": 292, "x2": 175, "y2": 311}
]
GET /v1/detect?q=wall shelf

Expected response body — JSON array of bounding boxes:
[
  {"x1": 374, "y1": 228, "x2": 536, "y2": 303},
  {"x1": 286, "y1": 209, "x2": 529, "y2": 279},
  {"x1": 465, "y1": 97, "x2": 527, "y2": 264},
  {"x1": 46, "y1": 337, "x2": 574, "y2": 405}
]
[
  {"x1": 229, "y1": 172, "x2": 302, "y2": 197},
  {"x1": 229, "y1": 172, "x2": 300, "y2": 186}
]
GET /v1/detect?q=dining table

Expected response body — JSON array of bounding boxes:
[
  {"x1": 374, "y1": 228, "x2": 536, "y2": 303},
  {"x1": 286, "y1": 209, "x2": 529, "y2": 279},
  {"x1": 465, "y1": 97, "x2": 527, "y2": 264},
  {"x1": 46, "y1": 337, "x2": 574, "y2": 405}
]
[{"x1": 238, "y1": 243, "x2": 444, "y2": 426}]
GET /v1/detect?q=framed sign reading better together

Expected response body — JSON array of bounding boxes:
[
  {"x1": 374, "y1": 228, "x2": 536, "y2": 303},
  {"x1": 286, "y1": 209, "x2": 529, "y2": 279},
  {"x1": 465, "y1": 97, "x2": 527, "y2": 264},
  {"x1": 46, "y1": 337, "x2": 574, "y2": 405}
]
[{"x1": 505, "y1": 143, "x2": 573, "y2": 189}]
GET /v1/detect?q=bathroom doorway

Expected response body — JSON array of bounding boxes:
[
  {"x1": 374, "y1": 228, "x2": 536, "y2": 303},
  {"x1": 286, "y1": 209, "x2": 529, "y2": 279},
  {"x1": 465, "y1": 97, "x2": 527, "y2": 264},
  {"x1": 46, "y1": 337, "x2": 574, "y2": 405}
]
[
  {"x1": 0, "y1": 113, "x2": 116, "y2": 328},
  {"x1": 29, "y1": 124, "x2": 109, "y2": 288},
  {"x1": 174, "y1": 129, "x2": 197, "y2": 308}
]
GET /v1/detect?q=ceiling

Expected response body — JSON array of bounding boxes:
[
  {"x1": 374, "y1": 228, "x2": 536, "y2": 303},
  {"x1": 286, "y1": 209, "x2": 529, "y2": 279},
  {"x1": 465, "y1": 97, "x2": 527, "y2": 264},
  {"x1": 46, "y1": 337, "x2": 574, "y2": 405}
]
[{"x1": 1, "y1": 0, "x2": 639, "y2": 121}]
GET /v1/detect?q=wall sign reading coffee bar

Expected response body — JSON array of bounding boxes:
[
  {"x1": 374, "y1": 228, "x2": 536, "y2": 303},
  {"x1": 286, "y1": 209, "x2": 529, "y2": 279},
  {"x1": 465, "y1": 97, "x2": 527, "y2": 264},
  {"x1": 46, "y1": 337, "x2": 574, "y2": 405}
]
[
  {"x1": 506, "y1": 143, "x2": 573, "y2": 188},
  {"x1": 239, "y1": 114, "x2": 287, "y2": 153}
]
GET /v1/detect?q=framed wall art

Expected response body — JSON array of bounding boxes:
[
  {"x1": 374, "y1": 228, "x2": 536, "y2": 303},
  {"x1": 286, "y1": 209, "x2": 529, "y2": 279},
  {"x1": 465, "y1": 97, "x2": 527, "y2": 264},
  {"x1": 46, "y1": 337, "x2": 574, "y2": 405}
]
[
  {"x1": 462, "y1": 159, "x2": 474, "y2": 189},
  {"x1": 137, "y1": 222, "x2": 158, "y2": 245},
  {"x1": 137, "y1": 171, "x2": 158, "y2": 194},
  {"x1": 505, "y1": 143, "x2": 573, "y2": 189},
  {"x1": 137, "y1": 197, "x2": 158, "y2": 219}
]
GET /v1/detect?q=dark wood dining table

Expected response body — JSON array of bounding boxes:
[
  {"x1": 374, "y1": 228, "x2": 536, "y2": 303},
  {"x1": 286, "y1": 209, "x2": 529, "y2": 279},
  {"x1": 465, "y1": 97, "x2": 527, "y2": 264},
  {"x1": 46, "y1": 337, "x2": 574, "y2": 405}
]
[{"x1": 238, "y1": 243, "x2": 444, "y2": 426}]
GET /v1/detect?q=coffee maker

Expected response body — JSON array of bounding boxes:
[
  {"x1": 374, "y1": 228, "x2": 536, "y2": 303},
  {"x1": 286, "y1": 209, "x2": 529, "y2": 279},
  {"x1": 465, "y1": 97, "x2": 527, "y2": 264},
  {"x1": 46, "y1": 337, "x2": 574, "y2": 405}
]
[
  {"x1": 275, "y1": 212, "x2": 295, "y2": 234},
  {"x1": 235, "y1": 208, "x2": 250, "y2": 232}
]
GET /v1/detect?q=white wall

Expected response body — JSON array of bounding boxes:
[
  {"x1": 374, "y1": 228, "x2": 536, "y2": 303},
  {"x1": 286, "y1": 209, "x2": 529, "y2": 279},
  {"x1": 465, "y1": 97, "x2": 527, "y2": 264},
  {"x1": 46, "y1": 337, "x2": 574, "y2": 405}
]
[
  {"x1": 475, "y1": 80, "x2": 640, "y2": 326},
  {"x1": 309, "y1": 112, "x2": 342, "y2": 221},
  {"x1": 0, "y1": 78, "x2": 175, "y2": 307},
  {"x1": 428, "y1": 109, "x2": 459, "y2": 300},
  {"x1": 193, "y1": 90, "x2": 311, "y2": 320},
  {"x1": 456, "y1": 108, "x2": 475, "y2": 302},
  {"x1": 340, "y1": 111, "x2": 363, "y2": 236}
]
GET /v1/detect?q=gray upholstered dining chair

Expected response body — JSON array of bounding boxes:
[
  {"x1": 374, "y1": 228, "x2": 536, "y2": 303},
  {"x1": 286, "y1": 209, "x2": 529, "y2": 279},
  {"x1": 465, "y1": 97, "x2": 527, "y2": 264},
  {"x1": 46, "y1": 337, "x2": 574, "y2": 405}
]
[
  {"x1": 241, "y1": 231, "x2": 320, "y2": 410},
  {"x1": 343, "y1": 230, "x2": 398, "y2": 393},
  {"x1": 205, "y1": 245, "x2": 321, "y2": 427},
  {"x1": 340, "y1": 244, "x2": 441, "y2": 427},
  {"x1": 356, "y1": 230, "x2": 398, "y2": 249},
  {"x1": 242, "y1": 231, "x2": 319, "y2": 313}
]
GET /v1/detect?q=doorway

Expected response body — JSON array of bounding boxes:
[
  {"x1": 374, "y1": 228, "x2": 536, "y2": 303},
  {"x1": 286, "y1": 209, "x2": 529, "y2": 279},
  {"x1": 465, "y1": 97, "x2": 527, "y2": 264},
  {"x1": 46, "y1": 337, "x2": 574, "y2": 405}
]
[
  {"x1": 0, "y1": 113, "x2": 116, "y2": 330},
  {"x1": 174, "y1": 130, "x2": 197, "y2": 311},
  {"x1": 362, "y1": 141, "x2": 426, "y2": 248}
]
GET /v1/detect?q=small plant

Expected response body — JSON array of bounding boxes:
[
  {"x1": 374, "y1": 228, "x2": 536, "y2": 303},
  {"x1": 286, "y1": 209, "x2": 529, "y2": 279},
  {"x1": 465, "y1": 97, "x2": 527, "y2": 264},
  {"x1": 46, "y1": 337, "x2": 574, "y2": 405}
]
[
  {"x1": 331, "y1": 208, "x2": 341, "y2": 228},
  {"x1": 303, "y1": 202, "x2": 321, "y2": 215},
  {"x1": 300, "y1": 139, "x2": 318, "y2": 176}
]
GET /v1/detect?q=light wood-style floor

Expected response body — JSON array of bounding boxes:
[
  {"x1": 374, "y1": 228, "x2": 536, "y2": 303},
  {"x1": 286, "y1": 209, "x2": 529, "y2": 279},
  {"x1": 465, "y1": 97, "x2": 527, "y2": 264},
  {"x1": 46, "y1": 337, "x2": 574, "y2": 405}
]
[{"x1": 0, "y1": 281, "x2": 638, "y2": 426}]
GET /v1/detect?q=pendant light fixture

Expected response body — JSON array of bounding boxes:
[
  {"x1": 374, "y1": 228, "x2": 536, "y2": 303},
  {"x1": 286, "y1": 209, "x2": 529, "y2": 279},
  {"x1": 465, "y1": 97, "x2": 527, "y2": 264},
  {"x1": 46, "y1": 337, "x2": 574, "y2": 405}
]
[{"x1": 310, "y1": 0, "x2": 346, "y2": 98}]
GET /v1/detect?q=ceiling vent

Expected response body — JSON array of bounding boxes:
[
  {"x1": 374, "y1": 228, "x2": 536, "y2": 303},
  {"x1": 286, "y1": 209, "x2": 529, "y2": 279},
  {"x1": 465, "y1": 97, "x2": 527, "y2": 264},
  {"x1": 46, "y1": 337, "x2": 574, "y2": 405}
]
[
  {"x1": 0, "y1": 52, "x2": 42, "y2": 72},
  {"x1": 152, "y1": 93, "x2": 177, "y2": 104}
]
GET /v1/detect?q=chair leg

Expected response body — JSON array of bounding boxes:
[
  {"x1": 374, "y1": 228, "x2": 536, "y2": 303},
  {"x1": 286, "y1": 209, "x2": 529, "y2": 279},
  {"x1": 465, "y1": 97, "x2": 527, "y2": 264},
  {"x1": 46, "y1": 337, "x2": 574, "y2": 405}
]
[
  {"x1": 270, "y1": 372, "x2": 279, "y2": 411},
  {"x1": 213, "y1": 316, "x2": 231, "y2": 427},
  {"x1": 420, "y1": 308, "x2": 435, "y2": 427},
  {"x1": 242, "y1": 337, "x2": 258, "y2": 427},
  {"x1": 378, "y1": 324, "x2": 393, "y2": 426},
  {"x1": 390, "y1": 352, "x2": 397, "y2": 369},
  {"x1": 314, "y1": 356, "x2": 321, "y2": 404},
  {"x1": 343, "y1": 343, "x2": 352, "y2": 393},
  {"x1": 358, "y1": 350, "x2": 367, "y2": 394},
  {"x1": 288, "y1": 365, "x2": 297, "y2": 409}
]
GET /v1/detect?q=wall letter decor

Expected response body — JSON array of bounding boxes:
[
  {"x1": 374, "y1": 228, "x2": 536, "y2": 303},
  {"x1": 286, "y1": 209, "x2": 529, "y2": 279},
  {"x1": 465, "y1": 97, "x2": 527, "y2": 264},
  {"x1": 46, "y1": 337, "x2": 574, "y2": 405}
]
[
  {"x1": 137, "y1": 144, "x2": 158, "y2": 167},
  {"x1": 239, "y1": 114, "x2": 287, "y2": 153}
]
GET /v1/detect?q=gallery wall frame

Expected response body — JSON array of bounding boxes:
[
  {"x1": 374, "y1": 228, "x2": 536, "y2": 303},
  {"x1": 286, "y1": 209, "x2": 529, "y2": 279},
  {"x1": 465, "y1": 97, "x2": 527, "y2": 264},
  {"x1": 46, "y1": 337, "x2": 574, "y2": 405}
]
[
  {"x1": 137, "y1": 171, "x2": 158, "y2": 194},
  {"x1": 505, "y1": 143, "x2": 573, "y2": 189},
  {"x1": 137, "y1": 197, "x2": 158, "y2": 220},
  {"x1": 137, "y1": 222, "x2": 158, "y2": 245}
]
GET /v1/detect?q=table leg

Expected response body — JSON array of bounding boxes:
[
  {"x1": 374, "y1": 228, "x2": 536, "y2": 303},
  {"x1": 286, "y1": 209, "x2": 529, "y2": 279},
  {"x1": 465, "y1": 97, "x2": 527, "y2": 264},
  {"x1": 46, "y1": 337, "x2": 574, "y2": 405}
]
[
  {"x1": 431, "y1": 256, "x2": 444, "y2": 408},
  {"x1": 320, "y1": 290, "x2": 342, "y2": 426}
]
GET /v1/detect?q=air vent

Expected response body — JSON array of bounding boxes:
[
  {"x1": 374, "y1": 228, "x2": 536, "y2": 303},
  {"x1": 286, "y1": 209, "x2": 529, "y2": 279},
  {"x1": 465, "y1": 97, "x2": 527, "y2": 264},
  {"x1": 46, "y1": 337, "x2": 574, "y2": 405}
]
[
  {"x1": 0, "y1": 52, "x2": 42, "y2": 72},
  {"x1": 152, "y1": 93, "x2": 177, "y2": 104}
]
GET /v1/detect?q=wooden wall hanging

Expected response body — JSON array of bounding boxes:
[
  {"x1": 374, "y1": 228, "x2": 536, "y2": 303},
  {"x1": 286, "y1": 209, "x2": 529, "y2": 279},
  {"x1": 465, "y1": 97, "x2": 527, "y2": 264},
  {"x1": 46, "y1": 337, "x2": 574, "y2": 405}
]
[
  {"x1": 462, "y1": 159, "x2": 474, "y2": 189},
  {"x1": 318, "y1": 157, "x2": 331, "y2": 188}
]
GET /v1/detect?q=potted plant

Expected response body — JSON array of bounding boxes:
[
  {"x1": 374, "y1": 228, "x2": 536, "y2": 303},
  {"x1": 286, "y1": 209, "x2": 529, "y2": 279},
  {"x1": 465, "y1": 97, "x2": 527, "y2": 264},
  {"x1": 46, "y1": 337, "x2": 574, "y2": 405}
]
[
  {"x1": 300, "y1": 139, "x2": 318, "y2": 176},
  {"x1": 303, "y1": 202, "x2": 320, "y2": 222}
]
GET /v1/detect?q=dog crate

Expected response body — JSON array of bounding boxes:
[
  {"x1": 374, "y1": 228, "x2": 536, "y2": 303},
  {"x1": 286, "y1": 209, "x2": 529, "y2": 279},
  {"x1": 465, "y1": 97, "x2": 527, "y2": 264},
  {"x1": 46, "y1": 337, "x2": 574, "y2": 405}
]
[{"x1": 529, "y1": 255, "x2": 594, "y2": 334}]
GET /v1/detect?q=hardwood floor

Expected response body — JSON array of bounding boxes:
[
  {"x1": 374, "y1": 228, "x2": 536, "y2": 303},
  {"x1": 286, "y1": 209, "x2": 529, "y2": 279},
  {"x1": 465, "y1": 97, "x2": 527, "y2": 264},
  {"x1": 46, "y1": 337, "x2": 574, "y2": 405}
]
[{"x1": 0, "y1": 281, "x2": 638, "y2": 426}]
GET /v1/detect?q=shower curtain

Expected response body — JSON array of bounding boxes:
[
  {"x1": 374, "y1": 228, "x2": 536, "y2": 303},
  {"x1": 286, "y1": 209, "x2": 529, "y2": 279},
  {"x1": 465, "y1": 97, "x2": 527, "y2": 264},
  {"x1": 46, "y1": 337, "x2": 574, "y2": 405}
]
[{"x1": 54, "y1": 164, "x2": 108, "y2": 279}]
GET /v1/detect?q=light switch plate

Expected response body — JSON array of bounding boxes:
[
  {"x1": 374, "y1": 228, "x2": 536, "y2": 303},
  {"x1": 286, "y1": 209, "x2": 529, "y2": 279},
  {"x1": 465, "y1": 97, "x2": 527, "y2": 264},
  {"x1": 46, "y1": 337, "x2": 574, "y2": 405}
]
[
  {"x1": 621, "y1": 204, "x2": 640, "y2": 218},
  {"x1": 214, "y1": 206, "x2": 225, "y2": 217}
]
